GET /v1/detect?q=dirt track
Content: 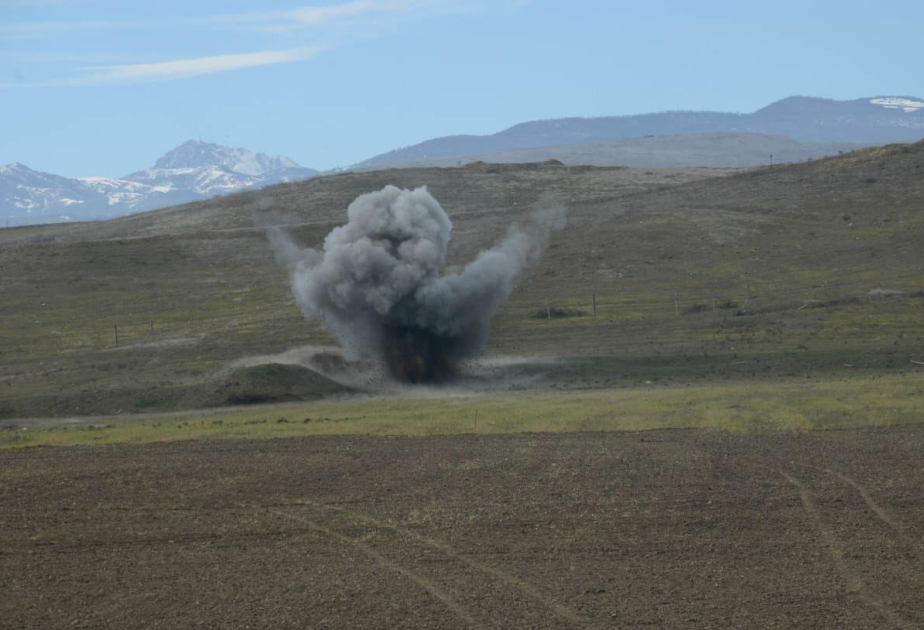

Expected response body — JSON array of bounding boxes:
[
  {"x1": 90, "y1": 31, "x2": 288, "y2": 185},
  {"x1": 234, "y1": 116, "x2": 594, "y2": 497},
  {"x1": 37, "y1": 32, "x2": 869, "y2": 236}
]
[{"x1": 2, "y1": 429, "x2": 923, "y2": 628}]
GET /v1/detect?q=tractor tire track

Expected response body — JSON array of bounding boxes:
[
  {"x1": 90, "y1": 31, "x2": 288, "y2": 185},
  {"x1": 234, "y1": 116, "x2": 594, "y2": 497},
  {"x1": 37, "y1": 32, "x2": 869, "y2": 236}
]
[
  {"x1": 1, "y1": 528, "x2": 317, "y2": 555},
  {"x1": 299, "y1": 498, "x2": 597, "y2": 628},
  {"x1": 255, "y1": 504, "x2": 484, "y2": 629},
  {"x1": 821, "y1": 467, "x2": 922, "y2": 553},
  {"x1": 778, "y1": 471, "x2": 917, "y2": 630}
]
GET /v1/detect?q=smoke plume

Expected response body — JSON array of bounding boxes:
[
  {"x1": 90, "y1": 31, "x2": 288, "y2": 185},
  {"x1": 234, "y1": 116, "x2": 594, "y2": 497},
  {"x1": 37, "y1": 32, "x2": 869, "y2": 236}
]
[{"x1": 270, "y1": 185, "x2": 565, "y2": 383}]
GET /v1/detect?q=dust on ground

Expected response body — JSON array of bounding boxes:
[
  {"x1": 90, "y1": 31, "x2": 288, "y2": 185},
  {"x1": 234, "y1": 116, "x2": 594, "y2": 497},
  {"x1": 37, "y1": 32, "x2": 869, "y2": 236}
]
[{"x1": 227, "y1": 344, "x2": 563, "y2": 394}]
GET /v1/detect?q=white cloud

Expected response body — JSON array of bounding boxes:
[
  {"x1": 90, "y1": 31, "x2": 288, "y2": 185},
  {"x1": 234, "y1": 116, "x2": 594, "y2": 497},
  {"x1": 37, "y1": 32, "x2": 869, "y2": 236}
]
[
  {"x1": 81, "y1": 47, "x2": 322, "y2": 84},
  {"x1": 287, "y1": 0, "x2": 377, "y2": 25},
  {"x1": 9, "y1": 46, "x2": 323, "y2": 86},
  {"x1": 0, "y1": 0, "x2": 464, "y2": 37},
  {"x1": 1, "y1": 0, "x2": 509, "y2": 86},
  {"x1": 287, "y1": 0, "x2": 466, "y2": 24},
  {"x1": 216, "y1": 0, "x2": 473, "y2": 34},
  {"x1": 206, "y1": 0, "x2": 375, "y2": 35}
]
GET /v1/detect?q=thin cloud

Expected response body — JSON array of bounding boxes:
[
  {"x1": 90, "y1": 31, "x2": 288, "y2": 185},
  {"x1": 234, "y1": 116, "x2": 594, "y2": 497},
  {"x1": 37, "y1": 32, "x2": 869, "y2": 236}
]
[
  {"x1": 234, "y1": 0, "x2": 472, "y2": 33},
  {"x1": 80, "y1": 47, "x2": 323, "y2": 84},
  {"x1": 0, "y1": 0, "x2": 464, "y2": 38},
  {"x1": 202, "y1": 1, "x2": 376, "y2": 36},
  {"x1": 8, "y1": 47, "x2": 323, "y2": 86},
  {"x1": 1, "y1": 0, "x2": 508, "y2": 86},
  {"x1": 289, "y1": 0, "x2": 377, "y2": 24}
]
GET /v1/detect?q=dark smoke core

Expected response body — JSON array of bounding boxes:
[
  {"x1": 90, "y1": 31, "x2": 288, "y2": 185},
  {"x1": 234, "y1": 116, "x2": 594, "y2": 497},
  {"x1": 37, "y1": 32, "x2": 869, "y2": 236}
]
[
  {"x1": 270, "y1": 185, "x2": 565, "y2": 384},
  {"x1": 383, "y1": 326, "x2": 459, "y2": 384}
]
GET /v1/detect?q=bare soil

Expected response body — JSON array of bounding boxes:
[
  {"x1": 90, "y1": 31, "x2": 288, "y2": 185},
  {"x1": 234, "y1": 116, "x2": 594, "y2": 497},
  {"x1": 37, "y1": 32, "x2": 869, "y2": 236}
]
[{"x1": 2, "y1": 428, "x2": 923, "y2": 628}]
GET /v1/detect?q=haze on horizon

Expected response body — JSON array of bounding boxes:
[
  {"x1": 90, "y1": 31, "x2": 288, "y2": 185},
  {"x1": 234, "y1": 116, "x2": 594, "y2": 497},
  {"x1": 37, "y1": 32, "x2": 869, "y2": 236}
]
[{"x1": 1, "y1": 0, "x2": 923, "y2": 177}]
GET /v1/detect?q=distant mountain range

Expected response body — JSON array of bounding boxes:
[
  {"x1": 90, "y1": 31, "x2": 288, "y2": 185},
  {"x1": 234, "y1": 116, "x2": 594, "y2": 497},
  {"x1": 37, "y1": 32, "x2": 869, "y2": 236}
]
[
  {"x1": 4, "y1": 95, "x2": 924, "y2": 226},
  {"x1": 350, "y1": 96, "x2": 924, "y2": 170},
  {"x1": 0, "y1": 141, "x2": 317, "y2": 226},
  {"x1": 391, "y1": 132, "x2": 863, "y2": 169}
]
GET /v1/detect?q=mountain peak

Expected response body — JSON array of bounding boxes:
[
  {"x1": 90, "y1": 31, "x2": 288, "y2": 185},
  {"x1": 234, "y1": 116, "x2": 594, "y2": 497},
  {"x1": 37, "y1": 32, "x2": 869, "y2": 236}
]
[
  {"x1": 152, "y1": 140, "x2": 242, "y2": 170},
  {"x1": 753, "y1": 95, "x2": 840, "y2": 115},
  {"x1": 756, "y1": 94, "x2": 924, "y2": 117},
  {"x1": 1, "y1": 162, "x2": 32, "y2": 173},
  {"x1": 3, "y1": 143, "x2": 317, "y2": 227},
  {"x1": 151, "y1": 140, "x2": 307, "y2": 177}
]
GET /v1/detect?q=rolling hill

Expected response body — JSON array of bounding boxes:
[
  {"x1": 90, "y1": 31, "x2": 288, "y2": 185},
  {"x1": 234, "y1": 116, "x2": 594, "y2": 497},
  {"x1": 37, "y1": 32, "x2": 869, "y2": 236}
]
[
  {"x1": 351, "y1": 95, "x2": 924, "y2": 170},
  {"x1": 384, "y1": 132, "x2": 861, "y2": 169},
  {"x1": 1, "y1": 140, "x2": 923, "y2": 417}
]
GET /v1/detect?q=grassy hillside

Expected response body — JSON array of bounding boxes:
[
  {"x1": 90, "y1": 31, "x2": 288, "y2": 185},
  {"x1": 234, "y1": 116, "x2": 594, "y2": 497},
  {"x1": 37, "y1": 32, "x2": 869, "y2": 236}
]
[
  {"x1": 1, "y1": 141, "x2": 923, "y2": 419},
  {"x1": 30, "y1": 162, "x2": 722, "y2": 241},
  {"x1": 5, "y1": 373, "x2": 924, "y2": 448}
]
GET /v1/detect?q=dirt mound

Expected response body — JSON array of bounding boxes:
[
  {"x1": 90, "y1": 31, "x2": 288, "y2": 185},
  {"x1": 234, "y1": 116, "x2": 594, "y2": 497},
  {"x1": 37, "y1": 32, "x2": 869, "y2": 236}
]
[
  {"x1": 307, "y1": 351, "x2": 353, "y2": 375},
  {"x1": 0, "y1": 363, "x2": 351, "y2": 419},
  {"x1": 208, "y1": 363, "x2": 349, "y2": 406}
]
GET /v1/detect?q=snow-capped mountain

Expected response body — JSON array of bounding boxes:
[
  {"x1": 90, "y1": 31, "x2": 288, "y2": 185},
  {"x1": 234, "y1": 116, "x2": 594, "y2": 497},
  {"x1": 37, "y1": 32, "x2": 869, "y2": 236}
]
[
  {"x1": 868, "y1": 97, "x2": 924, "y2": 113},
  {"x1": 124, "y1": 141, "x2": 316, "y2": 198},
  {"x1": 1, "y1": 141, "x2": 317, "y2": 227},
  {"x1": 151, "y1": 140, "x2": 304, "y2": 176},
  {"x1": 0, "y1": 163, "x2": 106, "y2": 223}
]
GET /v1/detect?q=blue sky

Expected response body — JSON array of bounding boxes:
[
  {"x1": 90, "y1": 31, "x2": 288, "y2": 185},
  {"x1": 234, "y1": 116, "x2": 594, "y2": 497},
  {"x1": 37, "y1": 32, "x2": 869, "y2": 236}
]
[{"x1": 1, "y1": 0, "x2": 922, "y2": 177}]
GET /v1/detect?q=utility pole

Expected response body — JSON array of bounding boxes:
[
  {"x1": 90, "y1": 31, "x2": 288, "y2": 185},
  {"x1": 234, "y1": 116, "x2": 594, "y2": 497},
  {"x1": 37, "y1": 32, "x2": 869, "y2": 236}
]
[
  {"x1": 592, "y1": 294, "x2": 597, "y2": 320},
  {"x1": 114, "y1": 325, "x2": 119, "y2": 348},
  {"x1": 673, "y1": 292, "x2": 679, "y2": 317}
]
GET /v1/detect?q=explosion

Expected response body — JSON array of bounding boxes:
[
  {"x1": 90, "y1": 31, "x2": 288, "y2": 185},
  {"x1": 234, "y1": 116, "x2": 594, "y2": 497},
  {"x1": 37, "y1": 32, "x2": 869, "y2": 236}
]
[{"x1": 270, "y1": 185, "x2": 565, "y2": 383}]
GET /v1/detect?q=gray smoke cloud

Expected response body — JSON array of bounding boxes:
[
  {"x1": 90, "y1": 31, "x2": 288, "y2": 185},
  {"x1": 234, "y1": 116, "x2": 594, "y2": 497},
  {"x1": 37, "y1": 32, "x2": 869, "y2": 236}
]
[{"x1": 270, "y1": 185, "x2": 566, "y2": 383}]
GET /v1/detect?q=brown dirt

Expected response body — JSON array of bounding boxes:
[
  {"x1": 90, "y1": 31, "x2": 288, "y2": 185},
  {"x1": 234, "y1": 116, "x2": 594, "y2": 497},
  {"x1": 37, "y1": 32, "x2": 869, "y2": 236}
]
[{"x1": 2, "y1": 428, "x2": 923, "y2": 628}]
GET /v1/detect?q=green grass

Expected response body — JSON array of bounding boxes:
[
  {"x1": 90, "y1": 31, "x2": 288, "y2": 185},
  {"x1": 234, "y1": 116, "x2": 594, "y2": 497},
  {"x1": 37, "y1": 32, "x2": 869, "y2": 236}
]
[
  {"x1": 4, "y1": 373, "x2": 923, "y2": 448},
  {"x1": 4, "y1": 146, "x2": 924, "y2": 420}
]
